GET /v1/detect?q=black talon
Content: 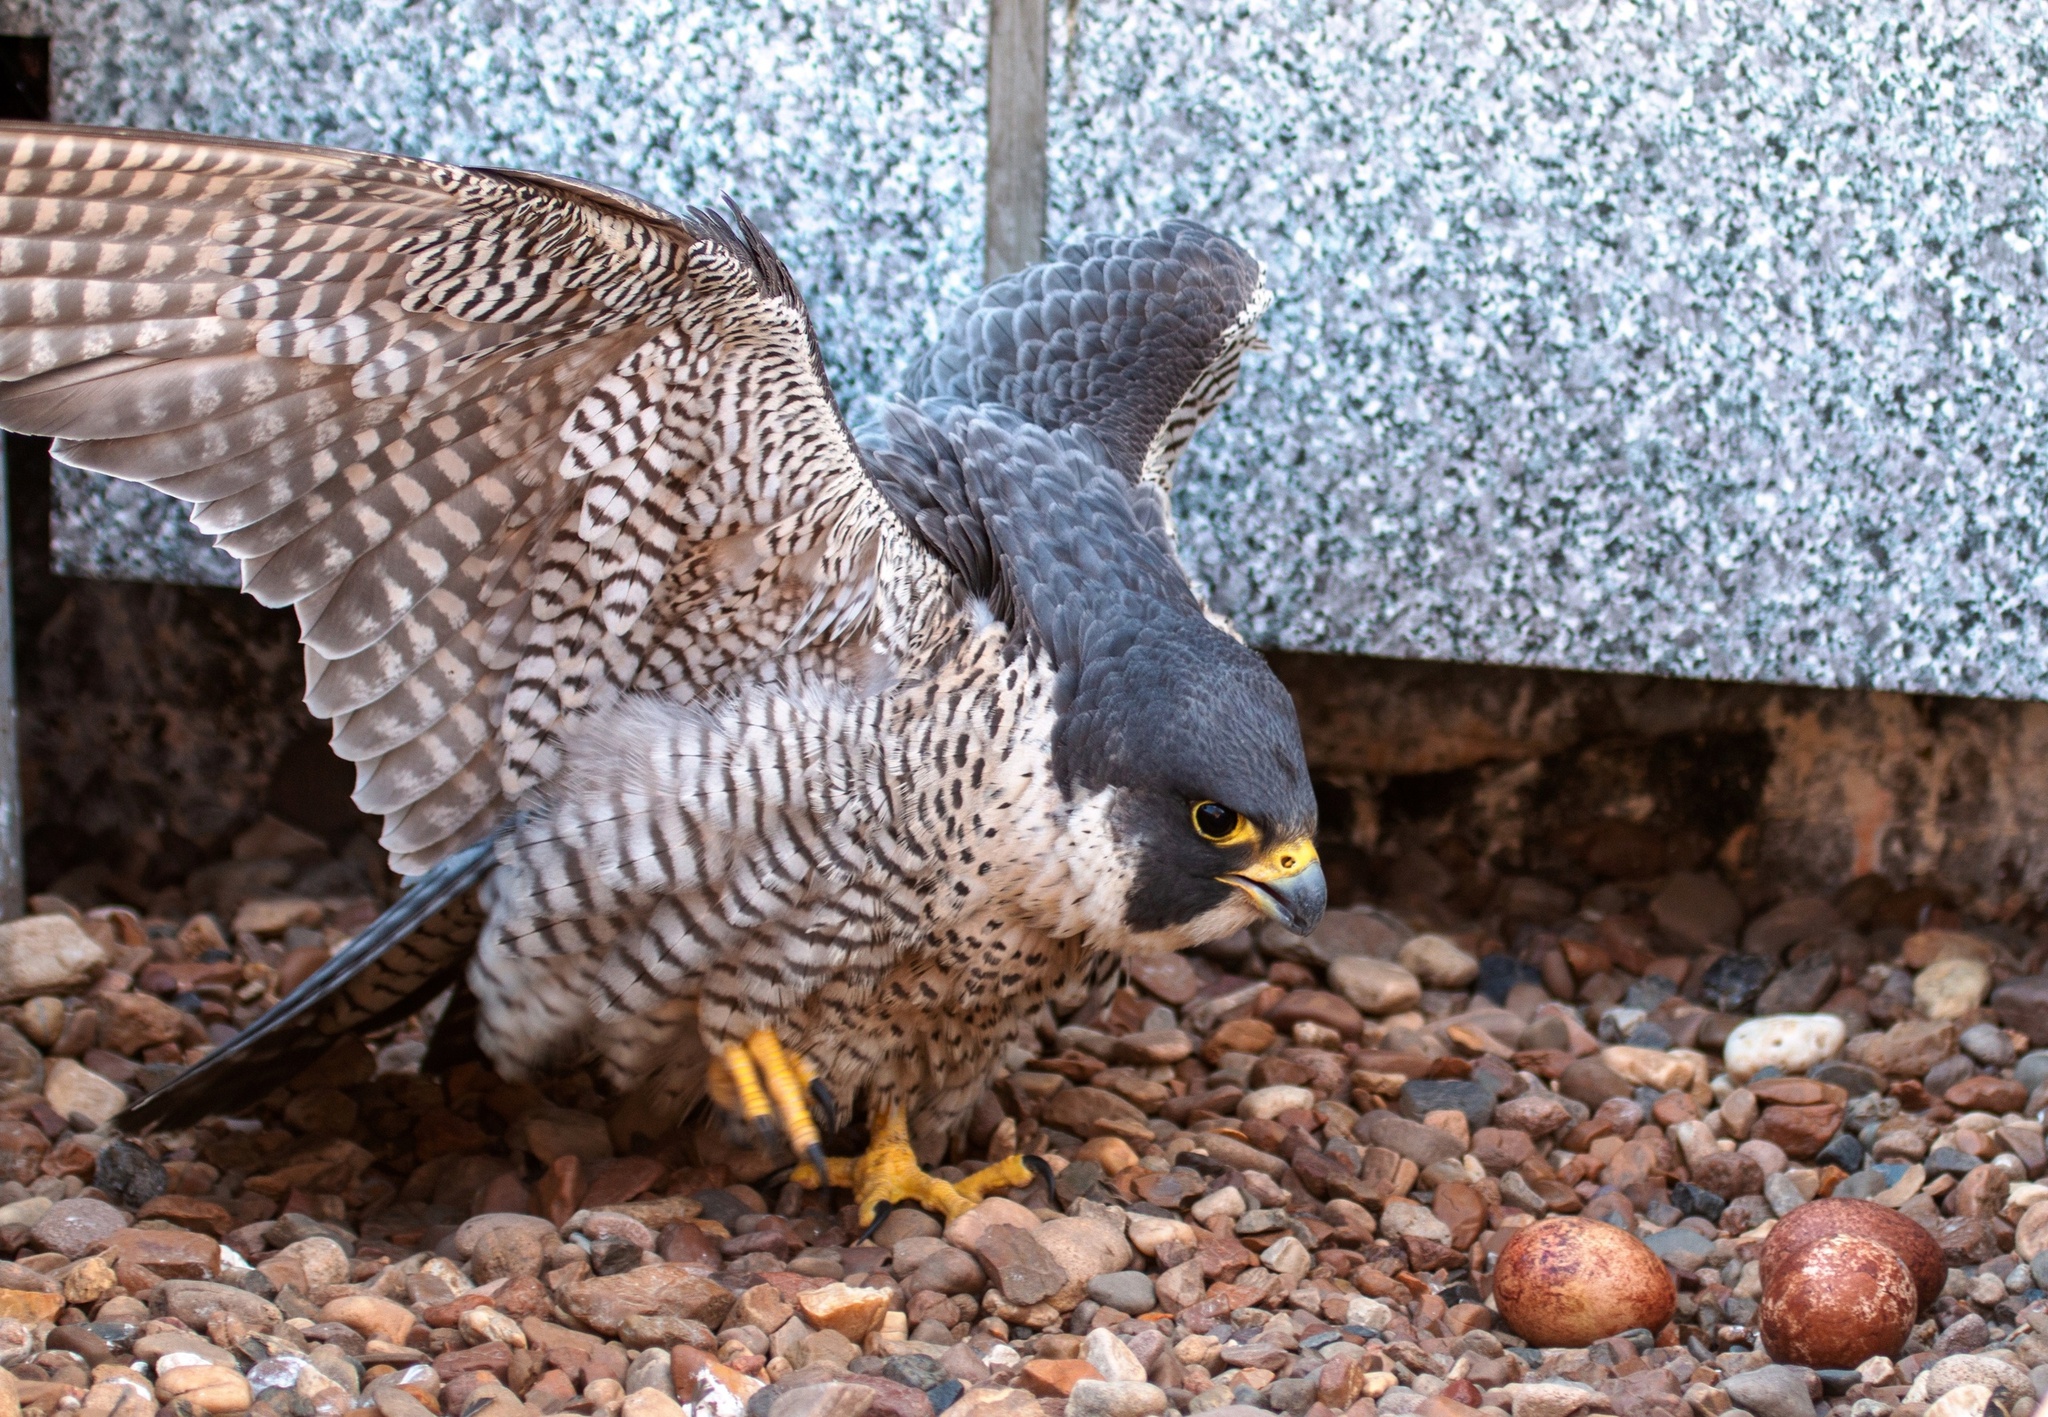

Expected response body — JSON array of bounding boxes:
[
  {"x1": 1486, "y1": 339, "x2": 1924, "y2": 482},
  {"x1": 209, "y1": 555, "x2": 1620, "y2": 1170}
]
[
  {"x1": 1023, "y1": 1153, "x2": 1057, "y2": 1201},
  {"x1": 810, "y1": 1079, "x2": 839, "y2": 1134},
  {"x1": 858, "y1": 1200, "x2": 896, "y2": 1243},
  {"x1": 754, "y1": 1116, "x2": 781, "y2": 1150},
  {"x1": 805, "y1": 1142, "x2": 831, "y2": 1185}
]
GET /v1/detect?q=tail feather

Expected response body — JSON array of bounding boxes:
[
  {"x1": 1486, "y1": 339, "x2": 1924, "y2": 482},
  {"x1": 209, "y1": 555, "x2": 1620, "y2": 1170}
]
[{"x1": 123, "y1": 835, "x2": 500, "y2": 1131}]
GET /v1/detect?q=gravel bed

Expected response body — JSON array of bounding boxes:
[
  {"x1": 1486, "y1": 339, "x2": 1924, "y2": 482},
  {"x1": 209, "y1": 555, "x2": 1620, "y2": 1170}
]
[{"x1": 3, "y1": 819, "x2": 2048, "y2": 1417}]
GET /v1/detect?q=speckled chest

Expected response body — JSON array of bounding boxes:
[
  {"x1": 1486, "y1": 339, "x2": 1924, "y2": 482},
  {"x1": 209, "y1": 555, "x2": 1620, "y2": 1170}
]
[{"x1": 785, "y1": 639, "x2": 1117, "y2": 1132}]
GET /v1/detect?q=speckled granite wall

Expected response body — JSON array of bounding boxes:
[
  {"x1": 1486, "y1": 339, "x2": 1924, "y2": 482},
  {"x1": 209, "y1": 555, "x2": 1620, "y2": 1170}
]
[
  {"x1": 1049, "y1": 0, "x2": 2048, "y2": 701},
  {"x1": 1, "y1": 0, "x2": 986, "y2": 585},
  {"x1": 11, "y1": 0, "x2": 2048, "y2": 700}
]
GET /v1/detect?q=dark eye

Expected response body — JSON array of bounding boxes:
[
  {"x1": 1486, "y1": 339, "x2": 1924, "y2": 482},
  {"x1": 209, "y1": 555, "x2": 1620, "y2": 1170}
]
[{"x1": 1191, "y1": 801, "x2": 1243, "y2": 842}]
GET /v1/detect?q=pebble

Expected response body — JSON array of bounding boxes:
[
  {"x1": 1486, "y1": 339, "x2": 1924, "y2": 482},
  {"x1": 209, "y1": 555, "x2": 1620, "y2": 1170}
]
[
  {"x1": 1916, "y1": 957, "x2": 1993, "y2": 1021},
  {"x1": 0, "y1": 838, "x2": 2041, "y2": 1417},
  {"x1": 1327, "y1": 956, "x2": 1422, "y2": 1015},
  {"x1": 42, "y1": 1056, "x2": 128, "y2": 1125},
  {"x1": 1065, "y1": 1381, "x2": 1168, "y2": 1417},
  {"x1": 1722, "y1": 1367, "x2": 1818, "y2": 1417},
  {"x1": 1723, "y1": 1014, "x2": 1848, "y2": 1081},
  {"x1": 28, "y1": 1198, "x2": 125, "y2": 1259},
  {"x1": 1085, "y1": 1270, "x2": 1156, "y2": 1315},
  {"x1": 1397, "y1": 935, "x2": 1479, "y2": 989},
  {"x1": 0, "y1": 915, "x2": 108, "y2": 1002}
]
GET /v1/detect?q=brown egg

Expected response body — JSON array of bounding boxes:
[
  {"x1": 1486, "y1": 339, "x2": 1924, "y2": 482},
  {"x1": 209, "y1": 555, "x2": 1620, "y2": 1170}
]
[
  {"x1": 1491, "y1": 1217, "x2": 1676, "y2": 1347},
  {"x1": 1759, "y1": 1232, "x2": 1917, "y2": 1367},
  {"x1": 1759, "y1": 1196, "x2": 1944, "y2": 1314}
]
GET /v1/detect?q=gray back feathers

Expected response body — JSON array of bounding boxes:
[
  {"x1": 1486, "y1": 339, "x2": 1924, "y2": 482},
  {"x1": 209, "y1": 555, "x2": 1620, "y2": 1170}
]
[{"x1": 901, "y1": 221, "x2": 1270, "y2": 488}]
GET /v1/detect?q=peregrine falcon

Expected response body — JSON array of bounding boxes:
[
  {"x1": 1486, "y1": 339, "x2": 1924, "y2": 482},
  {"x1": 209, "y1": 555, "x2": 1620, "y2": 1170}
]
[{"x1": 0, "y1": 123, "x2": 1325, "y2": 1218}]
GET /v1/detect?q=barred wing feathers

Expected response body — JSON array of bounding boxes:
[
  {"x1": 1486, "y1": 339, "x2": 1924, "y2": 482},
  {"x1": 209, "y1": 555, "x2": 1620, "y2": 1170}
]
[{"x1": 0, "y1": 123, "x2": 911, "y2": 872}]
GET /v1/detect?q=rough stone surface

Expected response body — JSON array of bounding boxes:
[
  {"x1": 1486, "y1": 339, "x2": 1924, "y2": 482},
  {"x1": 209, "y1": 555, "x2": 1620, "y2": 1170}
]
[
  {"x1": 1724, "y1": 1014, "x2": 1849, "y2": 1081},
  {"x1": 31, "y1": 0, "x2": 2048, "y2": 703},
  {"x1": 1327, "y1": 957, "x2": 1423, "y2": 1016},
  {"x1": 1721, "y1": 1368, "x2": 1818, "y2": 1417},
  {"x1": 0, "y1": 916, "x2": 106, "y2": 1003}
]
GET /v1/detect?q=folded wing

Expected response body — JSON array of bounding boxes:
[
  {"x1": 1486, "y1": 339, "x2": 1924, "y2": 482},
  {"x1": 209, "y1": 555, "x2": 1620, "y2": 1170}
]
[{"x1": 901, "y1": 220, "x2": 1269, "y2": 493}]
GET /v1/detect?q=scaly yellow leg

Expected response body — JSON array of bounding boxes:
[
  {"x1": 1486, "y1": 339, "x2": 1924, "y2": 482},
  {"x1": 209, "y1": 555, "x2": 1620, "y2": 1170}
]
[
  {"x1": 744, "y1": 1029, "x2": 829, "y2": 1176},
  {"x1": 791, "y1": 1102, "x2": 1049, "y2": 1225}
]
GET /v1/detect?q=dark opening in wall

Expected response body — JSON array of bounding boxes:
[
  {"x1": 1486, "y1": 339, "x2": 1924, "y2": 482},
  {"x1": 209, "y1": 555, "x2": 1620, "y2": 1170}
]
[{"x1": 0, "y1": 36, "x2": 48, "y2": 121}]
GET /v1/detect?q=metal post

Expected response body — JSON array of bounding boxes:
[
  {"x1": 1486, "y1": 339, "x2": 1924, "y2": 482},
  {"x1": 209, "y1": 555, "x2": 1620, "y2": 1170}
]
[
  {"x1": 0, "y1": 437, "x2": 22, "y2": 919},
  {"x1": 985, "y1": 0, "x2": 1048, "y2": 282},
  {"x1": 0, "y1": 37, "x2": 45, "y2": 918}
]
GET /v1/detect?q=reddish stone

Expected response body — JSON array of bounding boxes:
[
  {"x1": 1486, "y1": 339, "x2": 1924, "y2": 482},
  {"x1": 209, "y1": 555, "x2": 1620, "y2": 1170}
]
[
  {"x1": 1945, "y1": 1076, "x2": 2028, "y2": 1114},
  {"x1": 41, "y1": 1138, "x2": 103, "y2": 1181},
  {"x1": 1432, "y1": 1183, "x2": 1487, "y2": 1250},
  {"x1": 1652, "y1": 1093, "x2": 1701, "y2": 1126},
  {"x1": 1266, "y1": 990, "x2": 1365, "y2": 1040},
  {"x1": 1749, "y1": 1078, "x2": 1848, "y2": 1108},
  {"x1": 98, "y1": 1226, "x2": 219, "y2": 1279},
  {"x1": 1127, "y1": 953, "x2": 1204, "y2": 1005},
  {"x1": 1751, "y1": 1102, "x2": 1845, "y2": 1160},
  {"x1": 1202, "y1": 1017, "x2": 1278, "y2": 1063},
  {"x1": 419, "y1": 1293, "x2": 499, "y2": 1329},
  {"x1": 583, "y1": 1156, "x2": 666, "y2": 1208},
  {"x1": 434, "y1": 1341, "x2": 513, "y2": 1382},
  {"x1": 137, "y1": 1196, "x2": 235, "y2": 1236},
  {"x1": 97, "y1": 992, "x2": 191, "y2": 1055},
  {"x1": 1470, "y1": 1127, "x2": 1536, "y2": 1175},
  {"x1": 1019, "y1": 1360, "x2": 1103, "y2": 1397},
  {"x1": 659, "y1": 1223, "x2": 722, "y2": 1269},
  {"x1": 534, "y1": 1154, "x2": 586, "y2": 1228},
  {"x1": 412, "y1": 1108, "x2": 494, "y2": 1161},
  {"x1": 477, "y1": 1172, "x2": 531, "y2": 1216},
  {"x1": 1949, "y1": 1163, "x2": 2011, "y2": 1221}
]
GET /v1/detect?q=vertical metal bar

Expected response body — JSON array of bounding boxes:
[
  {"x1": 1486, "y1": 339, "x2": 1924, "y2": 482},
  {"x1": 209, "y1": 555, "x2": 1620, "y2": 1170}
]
[
  {"x1": 0, "y1": 437, "x2": 21, "y2": 919},
  {"x1": 985, "y1": 0, "x2": 1048, "y2": 282},
  {"x1": 0, "y1": 37, "x2": 42, "y2": 920}
]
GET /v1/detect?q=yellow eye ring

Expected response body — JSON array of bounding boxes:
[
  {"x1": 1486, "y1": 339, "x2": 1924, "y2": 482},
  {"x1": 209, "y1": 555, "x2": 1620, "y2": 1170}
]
[{"x1": 1191, "y1": 801, "x2": 1256, "y2": 847}]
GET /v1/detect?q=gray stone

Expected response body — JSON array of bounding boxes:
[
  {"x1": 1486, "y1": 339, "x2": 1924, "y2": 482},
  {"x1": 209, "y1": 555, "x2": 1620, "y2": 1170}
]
[
  {"x1": 2020, "y1": 1051, "x2": 2048, "y2": 1096},
  {"x1": 1994, "y1": 978, "x2": 2048, "y2": 1048},
  {"x1": 1722, "y1": 1367, "x2": 1818, "y2": 1417},
  {"x1": 1754, "y1": 956, "x2": 1840, "y2": 1017},
  {"x1": 1641, "y1": 1226, "x2": 1715, "y2": 1270},
  {"x1": 1085, "y1": 1270, "x2": 1156, "y2": 1315},
  {"x1": 1357, "y1": 1109, "x2": 1464, "y2": 1169},
  {"x1": 1959, "y1": 1023, "x2": 2017, "y2": 1068},
  {"x1": 971, "y1": 1224, "x2": 1067, "y2": 1307},
  {"x1": 1398, "y1": 1078, "x2": 1495, "y2": 1130}
]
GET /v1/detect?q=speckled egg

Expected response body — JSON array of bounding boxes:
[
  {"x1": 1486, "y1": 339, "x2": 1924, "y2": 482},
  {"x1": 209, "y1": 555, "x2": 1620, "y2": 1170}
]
[
  {"x1": 1760, "y1": 1196, "x2": 1944, "y2": 1314},
  {"x1": 1760, "y1": 1232, "x2": 1918, "y2": 1367},
  {"x1": 1491, "y1": 1217, "x2": 1676, "y2": 1348}
]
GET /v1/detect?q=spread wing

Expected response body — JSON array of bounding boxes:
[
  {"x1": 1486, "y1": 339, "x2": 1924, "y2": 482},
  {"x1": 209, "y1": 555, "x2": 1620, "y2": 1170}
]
[
  {"x1": 901, "y1": 220, "x2": 1270, "y2": 492},
  {"x1": 0, "y1": 123, "x2": 920, "y2": 872}
]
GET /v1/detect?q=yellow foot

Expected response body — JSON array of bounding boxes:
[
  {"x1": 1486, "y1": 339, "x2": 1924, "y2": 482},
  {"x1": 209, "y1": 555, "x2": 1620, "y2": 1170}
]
[
  {"x1": 791, "y1": 1102, "x2": 1050, "y2": 1226},
  {"x1": 704, "y1": 1028, "x2": 832, "y2": 1176}
]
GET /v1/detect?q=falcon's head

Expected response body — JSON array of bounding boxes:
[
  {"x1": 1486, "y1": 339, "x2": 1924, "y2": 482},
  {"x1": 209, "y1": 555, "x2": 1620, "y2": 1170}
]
[{"x1": 1054, "y1": 617, "x2": 1326, "y2": 953}]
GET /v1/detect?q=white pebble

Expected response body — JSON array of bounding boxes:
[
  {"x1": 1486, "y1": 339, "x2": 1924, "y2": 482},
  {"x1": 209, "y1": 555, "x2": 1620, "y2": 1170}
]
[{"x1": 1722, "y1": 1013, "x2": 1846, "y2": 1081}]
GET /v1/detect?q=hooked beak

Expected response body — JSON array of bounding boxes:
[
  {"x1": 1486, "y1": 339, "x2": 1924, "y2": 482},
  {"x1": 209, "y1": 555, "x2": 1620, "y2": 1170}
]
[{"x1": 1221, "y1": 837, "x2": 1326, "y2": 936}]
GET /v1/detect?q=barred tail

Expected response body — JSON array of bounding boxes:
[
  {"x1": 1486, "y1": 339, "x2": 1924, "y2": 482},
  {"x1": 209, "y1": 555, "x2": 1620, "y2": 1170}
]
[{"x1": 123, "y1": 837, "x2": 500, "y2": 1130}]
